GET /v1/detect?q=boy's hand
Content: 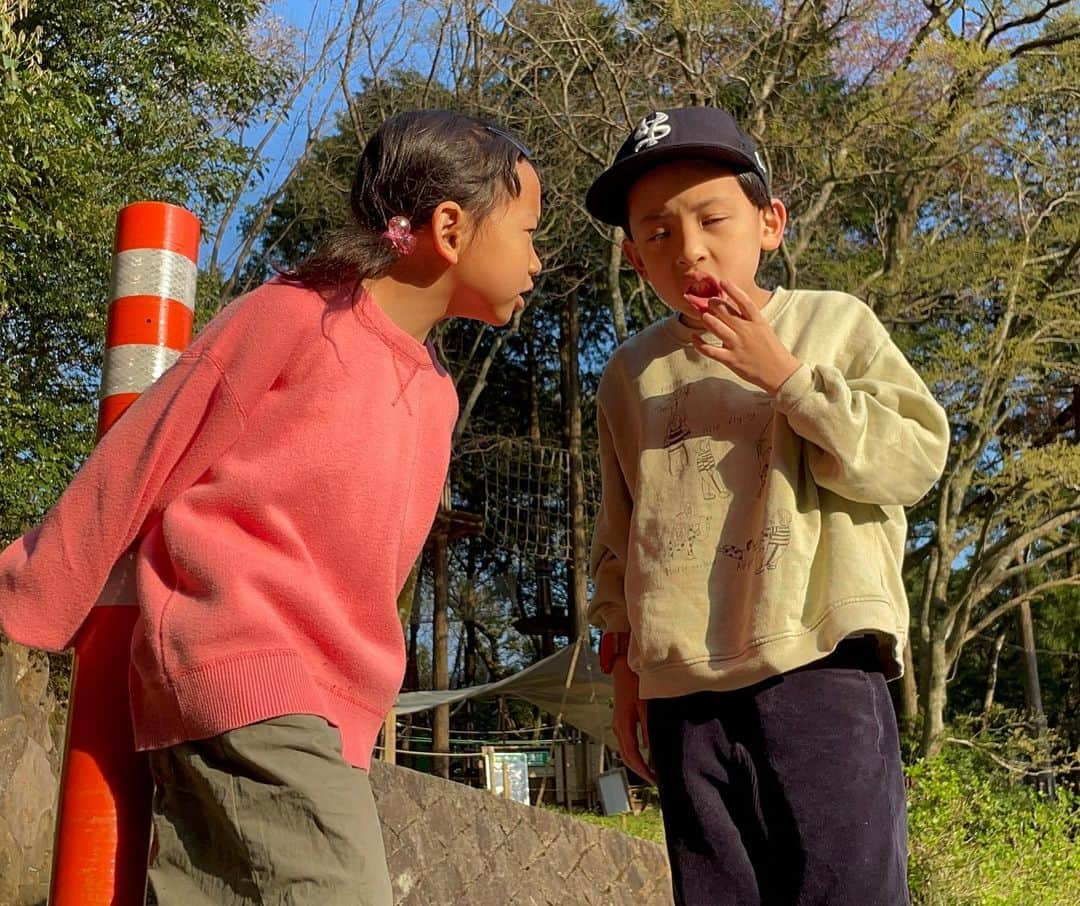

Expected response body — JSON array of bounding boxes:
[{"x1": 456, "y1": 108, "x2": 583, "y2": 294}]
[
  {"x1": 685, "y1": 278, "x2": 802, "y2": 396},
  {"x1": 611, "y1": 655, "x2": 657, "y2": 785}
]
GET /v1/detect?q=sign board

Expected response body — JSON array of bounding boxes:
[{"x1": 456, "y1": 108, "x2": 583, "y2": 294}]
[
  {"x1": 484, "y1": 750, "x2": 531, "y2": 805},
  {"x1": 596, "y1": 768, "x2": 631, "y2": 816}
]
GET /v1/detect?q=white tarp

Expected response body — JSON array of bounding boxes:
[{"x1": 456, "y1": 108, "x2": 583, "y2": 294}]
[{"x1": 394, "y1": 642, "x2": 615, "y2": 748}]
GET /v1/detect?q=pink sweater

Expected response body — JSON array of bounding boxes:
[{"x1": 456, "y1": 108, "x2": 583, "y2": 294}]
[{"x1": 0, "y1": 279, "x2": 458, "y2": 769}]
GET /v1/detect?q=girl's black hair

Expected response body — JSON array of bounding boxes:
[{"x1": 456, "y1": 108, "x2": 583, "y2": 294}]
[{"x1": 286, "y1": 110, "x2": 529, "y2": 291}]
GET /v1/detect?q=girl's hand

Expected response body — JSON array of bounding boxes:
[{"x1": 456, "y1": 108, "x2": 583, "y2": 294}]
[
  {"x1": 611, "y1": 656, "x2": 657, "y2": 785},
  {"x1": 685, "y1": 278, "x2": 802, "y2": 396}
]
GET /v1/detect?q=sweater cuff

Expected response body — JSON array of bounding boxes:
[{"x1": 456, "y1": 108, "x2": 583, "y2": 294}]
[
  {"x1": 590, "y1": 606, "x2": 631, "y2": 634},
  {"x1": 774, "y1": 363, "x2": 814, "y2": 413}
]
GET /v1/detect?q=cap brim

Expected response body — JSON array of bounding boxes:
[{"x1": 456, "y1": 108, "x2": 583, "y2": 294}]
[{"x1": 585, "y1": 144, "x2": 763, "y2": 226}]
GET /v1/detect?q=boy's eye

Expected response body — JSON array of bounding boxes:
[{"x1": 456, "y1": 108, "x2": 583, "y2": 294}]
[
  {"x1": 647, "y1": 228, "x2": 669, "y2": 242},
  {"x1": 703, "y1": 216, "x2": 727, "y2": 226}
]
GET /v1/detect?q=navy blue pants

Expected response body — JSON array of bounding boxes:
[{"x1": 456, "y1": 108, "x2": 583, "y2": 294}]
[{"x1": 647, "y1": 638, "x2": 909, "y2": 906}]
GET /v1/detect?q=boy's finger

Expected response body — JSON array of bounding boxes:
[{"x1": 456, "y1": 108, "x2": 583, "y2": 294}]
[
  {"x1": 614, "y1": 712, "x2": 656, "y2": 784},
  {"x1": 716, "y1": 277, "x2": 754, "y2": 311},
  {"x1": 638, "y1": 700, "x2": 651, "y2": 752},
  {"x1": 691, "y1": 335, "x2": 733, "y2": 365},
  {"x1": 700, "y1": 311, "x2": 739, "y2": 345},
  {"x1": 626, "y1": 737, "x2": 657, "y2": 786}
]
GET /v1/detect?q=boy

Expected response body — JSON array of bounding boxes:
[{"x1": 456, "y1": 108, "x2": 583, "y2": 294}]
[{"x1": 585, "y1": 107, "x2": 949, "y2": 905}]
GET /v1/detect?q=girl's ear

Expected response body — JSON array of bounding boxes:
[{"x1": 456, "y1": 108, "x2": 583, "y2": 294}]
[
  {"x1": 760, "y1": 198, "x2": 787, "y2": 252},
  {"x1": 430, "y1": 201, "x2": 468, "y2": 265}
]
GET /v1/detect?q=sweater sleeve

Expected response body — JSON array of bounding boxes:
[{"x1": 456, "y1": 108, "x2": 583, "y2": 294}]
[
  {"x1": 587, "y1": 400, "x2": 633, "y2": 634},
  {"x1": 0, "y1": 283, "x2": 306, "y2": 652},
  {"x1": 773, "y1": 337, "x2": 950, "y2": 507}
]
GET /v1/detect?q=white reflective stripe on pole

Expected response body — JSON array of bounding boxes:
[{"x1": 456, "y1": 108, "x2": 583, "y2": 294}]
[
  {"x1": 109, "y1": 248, "x2": 198, "y2": 309},
  {"x1": 100, "y1": 344, "x2": 182, "y2": 399}
]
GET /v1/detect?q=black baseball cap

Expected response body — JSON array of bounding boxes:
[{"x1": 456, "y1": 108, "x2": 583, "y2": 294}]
[{"x1": 585, "y1": 107, "x2": 769, "y2": 226}]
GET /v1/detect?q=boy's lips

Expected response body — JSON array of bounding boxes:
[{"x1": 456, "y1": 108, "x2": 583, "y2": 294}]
[{"x1": 684, "y1": 275, "x2": 721, "y2": 313}]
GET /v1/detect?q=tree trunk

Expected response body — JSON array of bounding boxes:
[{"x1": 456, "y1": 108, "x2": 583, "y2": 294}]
[
  {"x1": 432, "y1": 533, "x2": 450, "y2": 779},
  {"x1": 900, "y1": 638, "x2": 918, "y2": 733},
  {"x1": 404, "y1": 556, "x2": 425, "y2": 692},
  {"x1": 559, "y1": 284, "x2": 589, "y2": 640},
  {"x1": 607, "y1": 233, "x2": 629, "y2": 344},
  {"x1": 980, "y1": 629, "x2": 1007, "y2": 730},
  {"x1": 396, "y1": 558, "x2": 420, "y2": 630},
  {"x1": 1017, "y1": 598, "x2": 1055, "y2": 797},
  {"x1": 920, "y1": 636, "x2": 948, "y2": 757},
  {"x1": 464, "y1": 617, "x2": 477, "y2": 687}
]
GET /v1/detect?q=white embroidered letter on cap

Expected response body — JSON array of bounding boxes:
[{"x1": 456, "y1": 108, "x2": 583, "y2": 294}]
[{"x1": 634, "y1": 111, "x2": 671, "y2": 152}]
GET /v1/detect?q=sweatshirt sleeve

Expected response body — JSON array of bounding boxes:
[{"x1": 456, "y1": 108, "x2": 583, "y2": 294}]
[
  {"x1": 0, "y1": 283, "x2": 306, "y2": 652},
  {"x1": 587, "y1": 400, "x2": 633, "y2": 634},
  {"x1": 773, "y1": 337, "x2": 950, "y2": 507}
]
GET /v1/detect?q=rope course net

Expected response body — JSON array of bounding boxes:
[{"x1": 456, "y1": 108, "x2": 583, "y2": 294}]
[{"x1": 453, "y1": 435, "x2": 601, "y2": 562}]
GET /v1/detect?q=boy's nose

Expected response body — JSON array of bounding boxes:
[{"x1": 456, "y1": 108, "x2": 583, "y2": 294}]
[
  {"x1": 675, "y1": 231, "x2": 707, "y2": 267},
  {"x1": 530, "y1": 249, "x2": 542, "y2": 276},
  {"x1": 676, "y1": 246, "x2": 707, "y2": 267}
]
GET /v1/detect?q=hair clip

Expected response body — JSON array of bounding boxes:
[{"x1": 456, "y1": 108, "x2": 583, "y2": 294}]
[
  {"x1": 484, "y1": 125, "x2": 532, "y2": 160},
  {"x1": 382, "y1": 215, "x2": 416, "y2": 256}
]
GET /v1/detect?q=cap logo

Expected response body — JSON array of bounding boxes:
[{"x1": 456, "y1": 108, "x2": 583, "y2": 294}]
[
  {"x1": 633, "y1": 112, "x2": 671, "y2": 152},
  {"x1": 754, "y1": 150, "x2": 767, "y2": 175}
]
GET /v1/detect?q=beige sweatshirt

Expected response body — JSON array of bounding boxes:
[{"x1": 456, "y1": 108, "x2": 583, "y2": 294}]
[{"x1": 588, "y1": 288, "x2": 950, "y2": 698}]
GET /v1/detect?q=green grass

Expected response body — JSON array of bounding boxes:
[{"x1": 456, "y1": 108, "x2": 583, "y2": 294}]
[{"x1": 542, "y1": 802, "x2": 666, "y2": 845}]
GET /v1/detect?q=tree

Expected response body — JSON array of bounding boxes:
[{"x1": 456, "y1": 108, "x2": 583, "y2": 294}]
[
  {"x1": 0, "y1": 0, "x2": 289, "y2": 544},
  {"x1": 224, "y1": 0, "x2": 1080, "y2": 766}
]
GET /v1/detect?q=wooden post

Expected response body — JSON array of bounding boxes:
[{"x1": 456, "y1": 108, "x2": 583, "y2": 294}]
[
  {"x1": 382, "y1": 709, "x2": 396, "y2": 765},
  {"x1": 559, "y1": 282, "x2": 588, "y2": 640},
  {"x1": 432, "y1": 532, "x2": 450, "y2": 779}
]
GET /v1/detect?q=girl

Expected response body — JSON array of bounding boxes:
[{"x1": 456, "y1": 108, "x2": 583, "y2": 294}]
[{"x1": 0, "y1": 110, "x2": 542, "y2": 905}]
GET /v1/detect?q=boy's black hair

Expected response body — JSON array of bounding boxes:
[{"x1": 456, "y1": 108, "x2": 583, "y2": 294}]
[{"x1": 620, "y1": 167, "x2": 772, "y2": 238}]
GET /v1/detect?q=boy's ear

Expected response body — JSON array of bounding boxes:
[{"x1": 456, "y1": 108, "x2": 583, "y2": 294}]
[
  {"x1": 431, "y1": 201, "x2": 468, "y2": 265},
  {"x1": 622, "y1": 236, "x2": 649, "y2": 280},
  {"x1": 760, "y1": 199, "x2": 787, "y2": 252}
]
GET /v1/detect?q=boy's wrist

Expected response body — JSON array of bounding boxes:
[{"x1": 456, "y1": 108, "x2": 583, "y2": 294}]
[
  {"x1": 599, "y1": 631, "x2": 631, "y2": 673},
  {"x1": 765, "y1": 354, "x2": 803, "y2": 397}
]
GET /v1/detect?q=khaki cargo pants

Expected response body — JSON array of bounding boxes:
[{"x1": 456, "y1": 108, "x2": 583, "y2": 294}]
[{"x1": 145, "y1": 714, "x2": 392, "y2": 906}]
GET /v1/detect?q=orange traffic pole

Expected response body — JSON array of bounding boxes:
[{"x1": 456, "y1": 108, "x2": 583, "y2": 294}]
[{"x1": 49, "y1": 202, "x2": 200, "y2": 906}]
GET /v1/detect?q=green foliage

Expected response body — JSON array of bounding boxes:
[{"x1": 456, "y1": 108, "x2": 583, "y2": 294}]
[
  {"x1": 907, "y1": 745, "x2": 1080, "y2": 905},
  {"x1": 0, "y1": 0, "x2": 289, "y2": 545}
]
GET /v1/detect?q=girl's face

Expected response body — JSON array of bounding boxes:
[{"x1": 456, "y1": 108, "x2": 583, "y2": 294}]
[{"x1": 447, "y1": 160, "x2": 543, "y2": 325}]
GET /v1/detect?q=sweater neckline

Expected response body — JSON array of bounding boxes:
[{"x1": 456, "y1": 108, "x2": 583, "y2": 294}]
[
  {"x1": 664, "y1": 287, "x2": 793, "y2": 346},
  {"x1": 353, "y1": 291, "x2": 439, "y2": 369}
]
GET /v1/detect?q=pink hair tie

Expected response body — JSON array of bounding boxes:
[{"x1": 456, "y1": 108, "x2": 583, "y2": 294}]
[{"x1": 382, "y1": 215, "x2": 416, "y2": 256}]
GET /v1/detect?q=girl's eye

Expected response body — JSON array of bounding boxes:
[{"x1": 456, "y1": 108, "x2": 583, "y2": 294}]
[{"x1": 703, "y1": 217, "x2": 726, "y2": 227}]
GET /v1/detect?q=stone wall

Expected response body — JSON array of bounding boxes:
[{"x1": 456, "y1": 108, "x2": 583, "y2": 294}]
[
  {"x1": 0, "y1": 641, "x2": 59, "y2": 906},
  {"x1": 0, "y1": 643, "x2": 673, "y2": 906},
  {"x1": 371, "y1": 760, "x2": 673, "y2": 906}
]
